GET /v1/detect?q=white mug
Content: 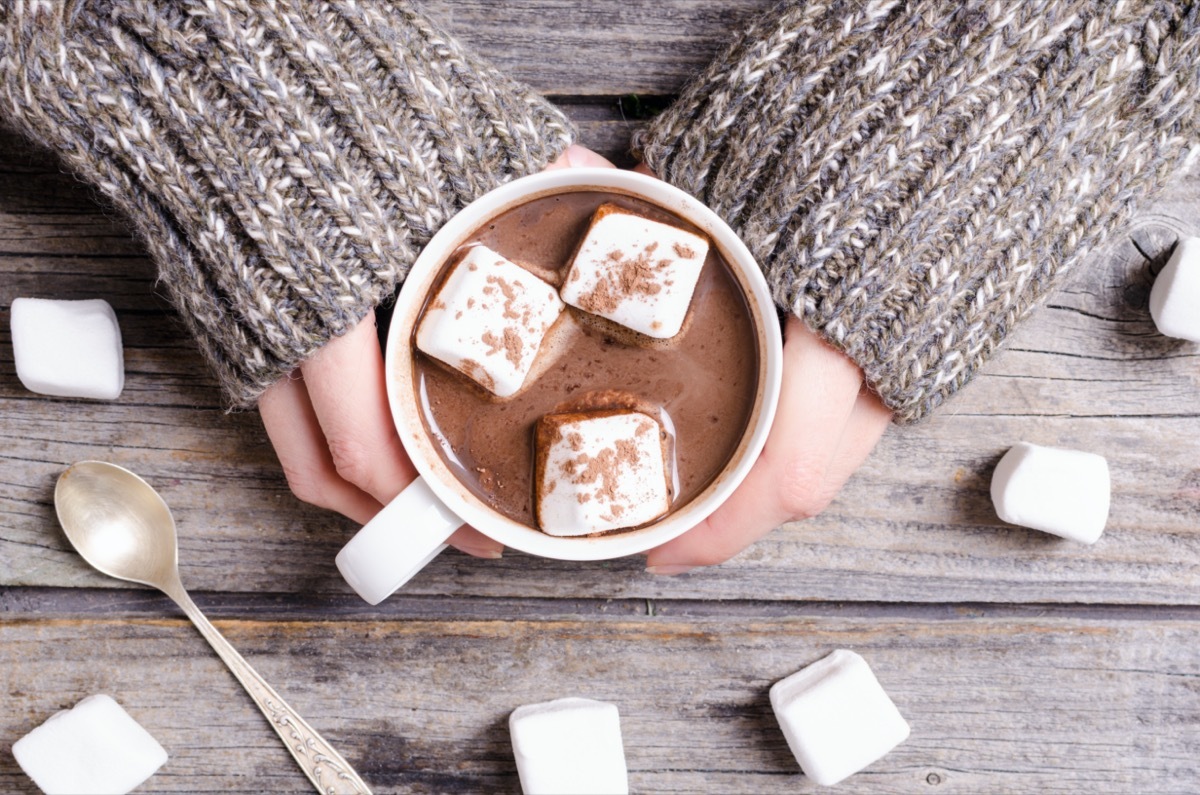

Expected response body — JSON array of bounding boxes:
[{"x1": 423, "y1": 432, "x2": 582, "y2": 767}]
[{"x1": 336, "y1": 169, "x2": 783, "y2": 604}]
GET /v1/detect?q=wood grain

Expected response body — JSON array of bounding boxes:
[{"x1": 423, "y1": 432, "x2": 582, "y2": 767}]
[
  {"x1": 2, "y1": 608, "x2": 1197, "y2": 794},
  {"x1": 429, "y1": 1, "x2": 773, "y2": 96}
]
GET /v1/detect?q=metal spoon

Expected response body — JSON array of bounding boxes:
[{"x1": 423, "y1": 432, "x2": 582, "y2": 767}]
[{"x1": 54, "y1": 461, "x2": 372, "y2": 795}]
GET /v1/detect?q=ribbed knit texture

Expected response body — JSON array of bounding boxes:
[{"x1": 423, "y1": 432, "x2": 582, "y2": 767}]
[
  {"x1": 0, "y1": 0, "x2": 574, "y2": 406},
  {"x1": 635, "y1": 0, "x2": 1200, "y2": 423}
]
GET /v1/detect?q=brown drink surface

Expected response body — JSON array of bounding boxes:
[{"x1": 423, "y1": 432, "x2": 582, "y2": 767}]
[{"x1": 413, "y1": 191, "x2": 759, "y2": 531}]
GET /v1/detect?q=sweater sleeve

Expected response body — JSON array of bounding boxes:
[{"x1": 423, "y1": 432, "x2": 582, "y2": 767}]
[
  {"x1": 0, "y1": 0, "x2": 574, "y2": 407},
  {"x1": 634, "y1": 0, "x2": 1200, "y2": 423}
]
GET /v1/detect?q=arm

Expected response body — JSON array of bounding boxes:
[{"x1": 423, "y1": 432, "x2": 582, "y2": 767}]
[
  {"x1": 0, "y1": 1, "x2": 584, "y2": 554},
  {"x1": 0, "y1": 0, "x2": 574, "y2": 407},
  {"x1": 635, "y1": 0, "x2": 1200, "y2": 569}
]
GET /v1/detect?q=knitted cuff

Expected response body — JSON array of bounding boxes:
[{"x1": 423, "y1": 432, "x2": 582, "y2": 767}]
[
  {"x1": 634, "y1": 0, "x2": 1200, "y2": 423},
  {"x1": 0, "y1": 0, "x2": 574, "y2": 406}
]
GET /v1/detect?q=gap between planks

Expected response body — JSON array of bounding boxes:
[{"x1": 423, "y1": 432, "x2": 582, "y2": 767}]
[{"x1": 7, "y1": 586, "x2": 1200, "y2": 624}]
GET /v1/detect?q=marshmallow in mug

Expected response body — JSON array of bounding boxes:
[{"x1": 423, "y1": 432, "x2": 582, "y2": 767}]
[
  {"x1": 535, "y1": 409, "x2": 671, "y2": 536},
  {"x1": 561, "y1": 204, "x2": 709, "y2": 339},
  {"x1": 416, "y1": 245, "x2": 565, "y2": 398}
]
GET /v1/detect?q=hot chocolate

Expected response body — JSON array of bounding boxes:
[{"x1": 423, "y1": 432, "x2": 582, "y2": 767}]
[{"x1": 412, "y1": 190, "x2": 759, "y2": 532}]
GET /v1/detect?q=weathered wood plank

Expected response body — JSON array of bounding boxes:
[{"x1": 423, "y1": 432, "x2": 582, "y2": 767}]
[
  {"x1": 1, "y1": 612, "x2": 1196, "y2": 793},
  {"x1": 4, "y1": 404, "x2": 1200, "y2": 604},
  {"x1": 430, "y1": 1, "x2": 771, "y2": 96}
]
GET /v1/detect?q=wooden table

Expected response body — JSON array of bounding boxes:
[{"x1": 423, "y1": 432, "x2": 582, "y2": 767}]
[{"x1": 3, "y1": 2, "x2": 1199, "y2": 792}]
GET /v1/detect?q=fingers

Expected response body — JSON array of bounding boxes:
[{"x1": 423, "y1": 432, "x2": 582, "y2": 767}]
[
  {"x1": 645, "y1": 317, "x2": 891, "y2": 573},
  {"x1": 545, "y1": 144, "x2": 617, "y2": 170},
  {"x1": 259, "y1": 370, "x2": 383, "y2": 526},
  {"x1": 262, "y1": 315, "x2": 504, "y2": 558},
  {"x1": 826, "y1": 387, "x2": 892, "y2": 490},
  {"x1": 299, "y1": 315, "x2": 416, "y2": 506}
]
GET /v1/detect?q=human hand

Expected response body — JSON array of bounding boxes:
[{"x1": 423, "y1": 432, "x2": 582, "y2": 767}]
[
  {"x1": 628, "y1": 161, "x2": 892, "y2": 573},
  {"x1": 259, "y1": 144, "x2": 615, "y2": 559},
  {"x1": 645, "y1": 314, "x2": 892, "y2": 574}
]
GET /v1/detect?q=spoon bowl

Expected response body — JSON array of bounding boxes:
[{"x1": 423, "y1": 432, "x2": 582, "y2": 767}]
[
  {"x1": 54, "y1": 461, "x2": 371, "y2": 795},
  {"x1": 55, "y1": 462, "x2": 179, "y2": 589}
]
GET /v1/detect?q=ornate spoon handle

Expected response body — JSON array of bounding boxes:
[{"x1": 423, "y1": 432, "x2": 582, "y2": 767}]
[{"x1": 164, "y1": 579, "x2": 372, "y2": 794}]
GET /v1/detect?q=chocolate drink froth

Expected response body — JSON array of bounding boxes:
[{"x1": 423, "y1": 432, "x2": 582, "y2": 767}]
[{"x1": 412, "y1": 191, "x2": 760, "y2": 531}]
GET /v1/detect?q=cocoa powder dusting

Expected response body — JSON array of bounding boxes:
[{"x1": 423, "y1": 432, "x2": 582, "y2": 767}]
[
  {"x1": 673, "y1": 241, "x2": 696, "y2": 259},
  {"x1": 487, "y1": 274, "x2": 523, "y2": 321},
  {"x1": 501, "y1": 327, "x2": 523, "y2": 367},
  {"x1": 557, "y1": 446, "x2": 620, "y2": 505},
  {"x1": 614, "y1": 438, "x2": 642, "y2": 467},
  {"x1": 481, "y1": 331, "x2": 502, "y2": 357},
  {"x1": 586, "y1": 450, "x2": 620, "y2": 505},
  {"x1": 576, "y1": 243, "x2": 671, "y2": 315}
]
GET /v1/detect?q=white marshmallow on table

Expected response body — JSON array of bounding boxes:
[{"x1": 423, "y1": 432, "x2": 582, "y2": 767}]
[
  {"x1": 10, "y1": 297, "x2": 124, "y2": 400},
  {"x1": 416, "y1": 245, "x2": 564, "y2": 397},
  {"x1": 509, "y1": 697, "x2": 628, "y2": 795},
  {"x1": 535, "y1": 409, "x2": 670, "y2": 536},
  {"x1": 1150, "y1": 237, "x2": 1200, "y2": 342},
  {"x1": 770, "y1": 649, "x2": 910, "y2": 787},
  {"x1": 990, "y1": 441, "x2": 1110, "y2": 543},
  {"x1": 12, "y1": 694, "x2": 168, "y2": 795},
  {"x1": 560, "y1": 203, "x2": 708, "y2": 339}
]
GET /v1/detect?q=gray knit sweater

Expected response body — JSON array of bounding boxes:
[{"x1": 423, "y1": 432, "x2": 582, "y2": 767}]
[
  {"x1": 0, "y1": 0, "x2": 574, "y2": 406},
  {"x1": 636, "y1": 0, "x2": 1200, "y2": 422},
  {"x1": 3, "y1": 1, "x2": 1199, "y2": 423}
]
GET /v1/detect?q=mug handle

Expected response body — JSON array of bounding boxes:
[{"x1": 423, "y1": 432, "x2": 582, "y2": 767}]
[{"x1": 335, "y1": 477, "x2": 460, "y2": 605}]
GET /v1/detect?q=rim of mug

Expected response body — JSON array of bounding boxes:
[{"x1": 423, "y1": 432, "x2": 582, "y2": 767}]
[{"x1": 385, "y1": 168, "x2": 782, "y2": 561}]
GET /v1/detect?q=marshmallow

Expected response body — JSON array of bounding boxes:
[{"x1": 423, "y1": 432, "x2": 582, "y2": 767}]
[
  {"x1": 11, "y1": 298, "x2": 124, "y2": 400},
  {"x1": 535, "y1": 409, "x2": 670, "y2": 536},
  {"x1": 560, "y1": 204, "x2": 708, "y2": 338},
  {"x1": 770, "y1": 650, "x2": 910, "y2": 787},
  {"x1": 416, "y1": 245, "x2": 564, "y2": 397},
  {"x1": 13, "y1": 694, "x2": 168, "y2": 795},
  {"x1": 990, "y1": 441, "x2": 1110, "y2": 543},
  {"x1": 1150, "y1": 237, "x2": 1200, "y2": 342},
  {"x1": 509, "y1": 697, "x2": 628, "y2": 795}
]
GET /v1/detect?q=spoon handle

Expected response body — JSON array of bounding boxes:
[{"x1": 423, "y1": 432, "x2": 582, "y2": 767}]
[{"x1": 165, "y1": 582, "x2": 372, "y2": 795}]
